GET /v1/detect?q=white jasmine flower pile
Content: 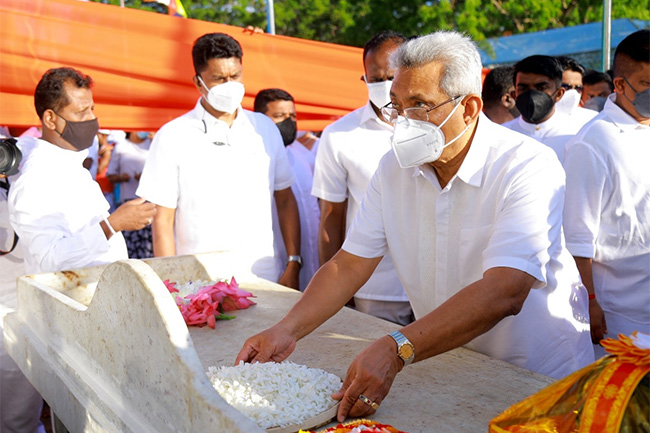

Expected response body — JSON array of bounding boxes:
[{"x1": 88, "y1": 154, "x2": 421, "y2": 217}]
[{"x1": 207, "y1": 361, "x2": 342, "y2": 429}]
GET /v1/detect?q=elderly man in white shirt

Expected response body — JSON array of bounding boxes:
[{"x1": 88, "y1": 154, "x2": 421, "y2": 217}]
[
  {"x1": 236, "y1": 31, "x2": 594, "y2": 424},
  {"x1": 563, "y1": 29, "x2": 650, "y2": 358},
  {"x1": 504, "y1": 55, "x2": 594, "y2": 162},
  {"x1": 137, "y1": 33, "x2": 301, "y2": 289},
  {"x1": 312, "y1": 31, "x2": 412, "y2": 325}
]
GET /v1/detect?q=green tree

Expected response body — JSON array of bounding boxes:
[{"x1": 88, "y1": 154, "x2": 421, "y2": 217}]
[{"x1": 91, "y1": 0, "x2": 650, "y2": 47}]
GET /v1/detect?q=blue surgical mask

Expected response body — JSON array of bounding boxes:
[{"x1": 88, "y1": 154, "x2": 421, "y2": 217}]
[
  {"x1": 624, "y1": 77, "x2": 650, "y2": 118},
  {"x1": 136, "y1": 132, "x2": 149, "y2": 140}
]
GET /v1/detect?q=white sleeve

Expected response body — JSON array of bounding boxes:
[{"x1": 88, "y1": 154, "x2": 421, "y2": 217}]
[
  {"x1": 342, "y1": 158, "x2": 388, "y2": 259},
  {"x1": 311, "y1": 128, "x2": 348, "y2": 203},
  {"x1": 136, "y1": 125, "x2": 180, "y2": 209},
  {"x1": 10, "y1": 205, "x2": 110, "y2": 272},
  {"x1": 563, "y1": 140, "x2": 606, "y2": 259},
  {"x1": 270, "y1": 128, "x2": 294, "y2": 191},
  {"x1": 480, "y1": 149, "x2": 567, "y2": 286}
]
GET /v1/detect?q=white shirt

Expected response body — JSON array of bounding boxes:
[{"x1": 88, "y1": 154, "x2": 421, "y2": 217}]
[
  {"x1": 8, "y1": 137, "x2": 127, "y2": 274},
  {"x1": 555, "y1": 90, "x2": 599, "y2": 126},
  {"x1": 564, "y1": 95, "x2": 650, "y2": 332},
  {"x1": 107, "y1": 136, "x2": 152, "y2": 201},
  {"x1": 290, "y1": 135, "x2": 319, "y2": 173},
  {"x1": 312, "y1": 102, "x2": 408, "y2": 302},
  {"x1": 137, "y1": 100, "x2": 294, "y2": 281},
  {"x1": 343, "y1": 114, "x2": 594, "y2": 379},
  {"x1": 285, "y1": 144, "x2": 320, "y2": 291},
  {"x1": 503, "y1": 108, "x2": 592, "y2": 162}
]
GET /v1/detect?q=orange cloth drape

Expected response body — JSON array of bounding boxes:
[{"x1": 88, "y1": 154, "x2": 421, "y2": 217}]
[{"x1": 0, "y1": 0, "x2": 367, "y2": 131}]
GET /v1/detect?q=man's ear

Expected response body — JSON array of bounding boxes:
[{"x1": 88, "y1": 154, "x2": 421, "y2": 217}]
[
  {"x1": 41, "y1": 109, "x2": 57, "y2": 131},
  {"x1": 502, "y1": 93, "x2": 516, "y2": 109},
  {"x1": 192, "y1": 75, "x2": 203, "y2": 92},
  {"x1": 462, "y1": 94, "x2": 483, "y2": 124},
  {"x1": 612, "y1": 76, "x2": 626, "y2": 94},
  {"x1": 554, "y1": 86, "x2": 566, "y2": 102}
]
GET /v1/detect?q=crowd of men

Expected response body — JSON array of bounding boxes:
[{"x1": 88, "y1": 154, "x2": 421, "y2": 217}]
[{"x1": 0, "y1": 27, "x2": 648, "y2": 432}]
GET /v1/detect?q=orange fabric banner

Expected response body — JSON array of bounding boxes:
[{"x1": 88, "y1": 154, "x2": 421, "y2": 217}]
[{"x1": 0, "y1": 0, "x2": 367, "y2": 131}]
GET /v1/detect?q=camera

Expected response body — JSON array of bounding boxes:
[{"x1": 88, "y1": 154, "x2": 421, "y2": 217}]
[{"x1": 0, "y1": 137, "x2": 22, "y2": 176}]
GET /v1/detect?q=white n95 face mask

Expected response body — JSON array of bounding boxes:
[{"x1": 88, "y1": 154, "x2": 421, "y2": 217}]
[
  {"x1": 391, "y1": 99, "x2": 469, "y2": 168},
  {"x1": 198, "y1": 77, "x2": 245, "y2": 114},
  {"x1": 365, "y1": 79, "x2": 393, "y2": 109},
  {"x1": 555, "y1": 88, "x2": 581, "y2": 114}
]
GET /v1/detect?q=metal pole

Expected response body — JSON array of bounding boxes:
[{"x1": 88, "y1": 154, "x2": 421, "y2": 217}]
[
  {"x1": 601, "y1": 0, "x2": 612, "y2": 72},
  {"x1": 267, "y1": 0, "x2": 275, "y2": 35}
]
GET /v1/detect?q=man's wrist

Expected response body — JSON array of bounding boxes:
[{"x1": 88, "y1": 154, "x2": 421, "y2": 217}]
[
  {"x1": 286, "y1": 255, "x2": 302, "y2": 269},
  {"x1": 388, "y1": 330, "x2": 415, "y2": 367},
  {"x1": 101, "y1": 217, "x2": 117, "y2": 239}
]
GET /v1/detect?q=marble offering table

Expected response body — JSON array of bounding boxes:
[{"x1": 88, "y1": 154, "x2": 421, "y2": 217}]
[{"x1": 3, "y1": 253, "x2": 553, "y2": 433}]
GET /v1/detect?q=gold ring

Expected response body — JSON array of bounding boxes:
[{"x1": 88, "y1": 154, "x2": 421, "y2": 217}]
[{"x1": 358, "y1": 394, "x2": 379, "y2": 410}]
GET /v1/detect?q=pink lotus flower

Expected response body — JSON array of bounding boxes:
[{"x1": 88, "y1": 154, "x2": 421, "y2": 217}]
[{"x1": 165, "y1": 277, "x2": 255, "y2": 328}]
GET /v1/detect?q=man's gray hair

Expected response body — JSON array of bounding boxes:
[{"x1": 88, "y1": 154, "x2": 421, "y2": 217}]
[{"x1": 391, "y1": 31, "x2": 483, "y2": 98}]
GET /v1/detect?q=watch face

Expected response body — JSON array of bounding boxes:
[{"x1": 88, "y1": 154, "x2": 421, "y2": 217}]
[{"x1": 399, "y1": 344, "x2": 414, "y2": 359}]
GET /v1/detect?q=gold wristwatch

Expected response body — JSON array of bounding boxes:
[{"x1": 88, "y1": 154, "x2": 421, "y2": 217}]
[{"x1": 389, "y1": 330, "x2": 415, "y2": 366}]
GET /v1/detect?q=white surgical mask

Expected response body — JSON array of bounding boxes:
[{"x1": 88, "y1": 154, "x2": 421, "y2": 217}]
[
  {"x1": 198, "y1": 76, "x2": 245, "y2": 114},
  {"x1": 391, "y1": 99, "x2": 469, "y2": 168},
  {"x1": 555, "y1": 88, "x2": 581, "y2": 114},
  {"x1": 365, "y1": 78, "x2": 393, "y2": 109}
]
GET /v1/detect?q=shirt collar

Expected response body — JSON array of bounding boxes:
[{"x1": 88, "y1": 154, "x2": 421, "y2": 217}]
[
  {"x1": 514, "y1": 109, "x2": 561, "y2": 134},
  {"x1": 455, "y1": 114, "x2": 490, "y2": 187},
  {"x1": 603, "y1": 93, "x2": 650, "y2": 132},
  {"x1": 34, "y1": 137, "x2": 88, "y2": 165},
  {"x1": 190, "y1": 97, "x2": 244, "y2": 129},
  {"x1": 360, "y1": 101, "x2": 392, "y2": 130},
  {"x1": 410, "y1": 114, "x2": 489, "y2": 188}
]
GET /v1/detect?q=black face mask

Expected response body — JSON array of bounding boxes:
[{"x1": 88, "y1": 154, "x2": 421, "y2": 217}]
[
  {"x1": 55, "y1": 113, "x2": 99, "y2": 151},
  {"x1": 276, "y1": 117, "x2": 297, "y2": 147},
  {"x1": 515, "y1": 90, "x2": 555, "y2": 124}
]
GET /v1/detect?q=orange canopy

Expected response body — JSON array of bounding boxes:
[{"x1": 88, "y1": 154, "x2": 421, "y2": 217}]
[{"x1": 0, "y1": 0, "x2": 367, "y2": 131}]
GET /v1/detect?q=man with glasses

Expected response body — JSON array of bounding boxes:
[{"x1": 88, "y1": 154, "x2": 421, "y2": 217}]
[
  {"x1": 504, "y1": 55, "x2": 592, "y2": 162},
  {"x1": 563, "y1": 29, "x2": 650, "y2": 358},
  {"x1": 237, "y1": 31, "x2": 593, "y2": 423},
  {"x1": 312, "y1": 30, "x2": 412, "y2": 325}
]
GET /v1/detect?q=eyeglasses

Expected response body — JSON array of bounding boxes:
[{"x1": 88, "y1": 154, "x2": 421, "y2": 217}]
[
  {"x1": 561, "y1": 83, "x2": 584, "y2": 93},
  {"x1": 381, "y1": 95, "x2": 462, "y2": 123}
]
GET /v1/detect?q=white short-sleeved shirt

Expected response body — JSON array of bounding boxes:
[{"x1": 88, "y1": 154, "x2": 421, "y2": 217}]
[
  {"x1": 137, "y1": 100, "x2": 294, "y2": 281},
  {"x1": 503, "y1": 108, "x2": 592, "y2": 162},
  {"x1": 106, "y1": 137, "x2": 151, "y2": 201},
  {"x1": 8, "y1": 137, "x2": 127, "y2": 274},
  {"x1": 563, "y1": 95, "x2": 650, "y2": 334},
  {"x1": 343, "y1": 114, "x2": 593, "y2": 379},
  {"x1": 312, "y1": 103, "x2": 408, "y2": 302}
]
